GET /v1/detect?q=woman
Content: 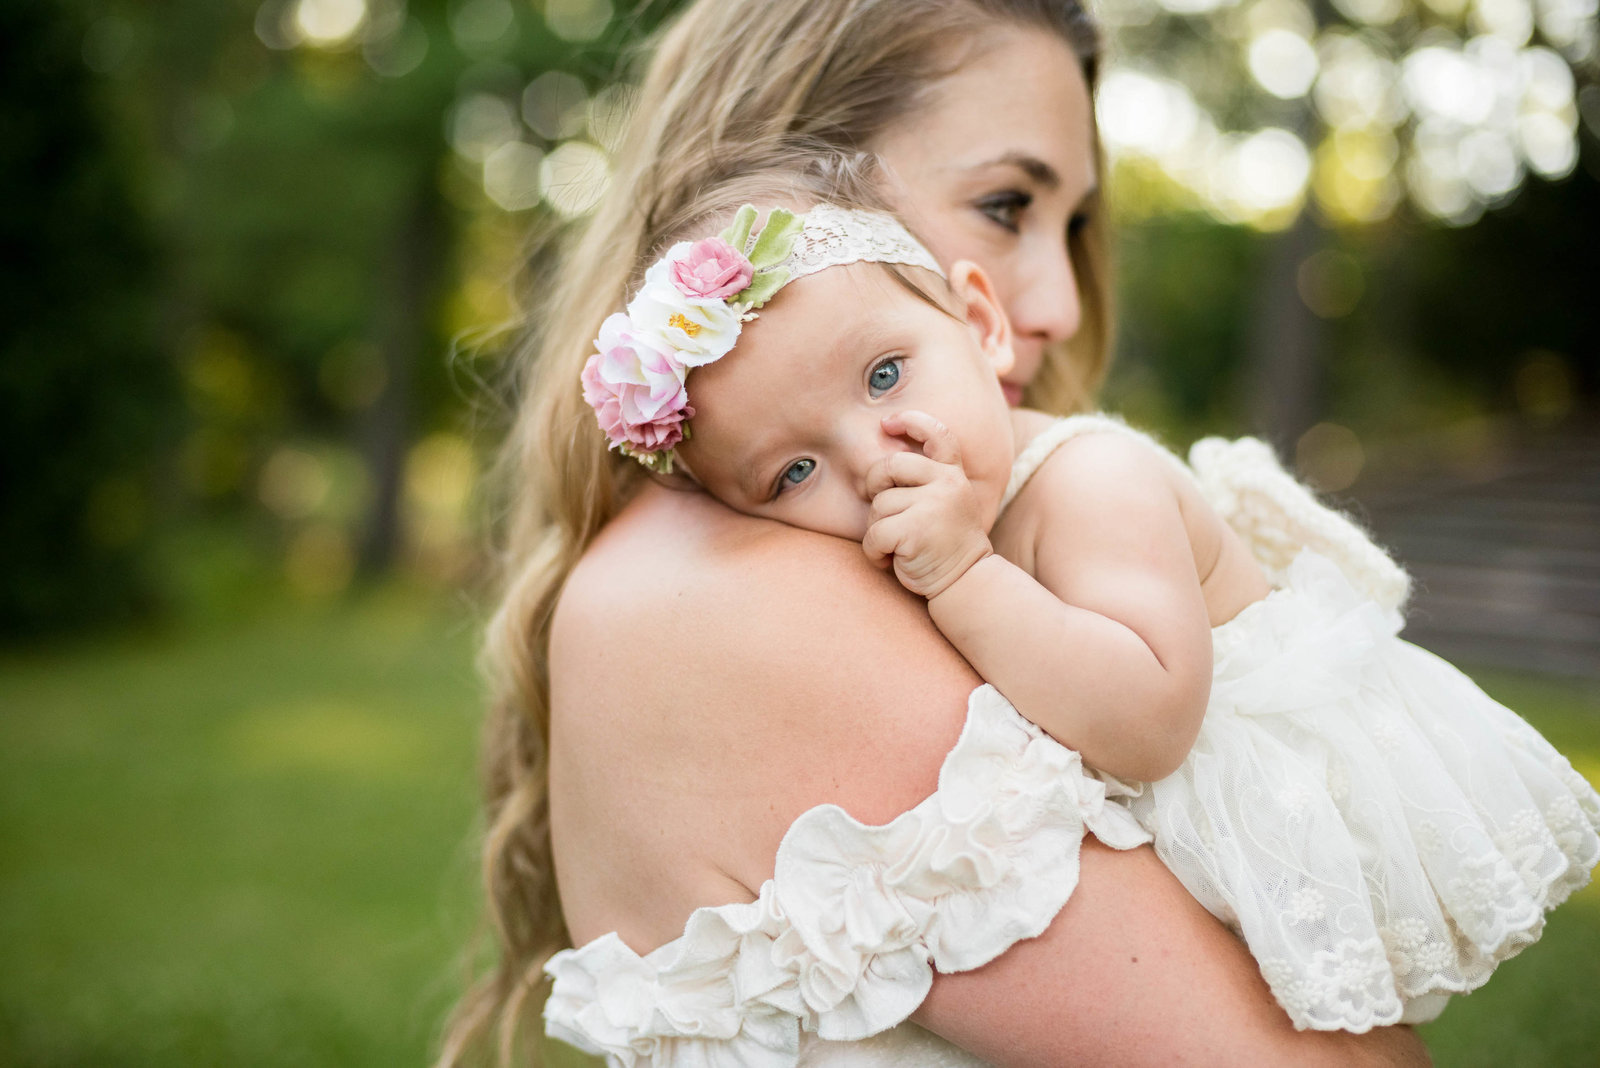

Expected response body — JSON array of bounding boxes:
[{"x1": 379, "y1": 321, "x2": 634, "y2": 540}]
[{"x1": 441, "y1": 1, "x2": 1434, "y2": 1063}]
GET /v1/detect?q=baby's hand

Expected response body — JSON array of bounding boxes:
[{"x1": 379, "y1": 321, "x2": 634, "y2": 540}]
[{"x1": 863, "y1": 410, "x2": 993, "y2": 599}]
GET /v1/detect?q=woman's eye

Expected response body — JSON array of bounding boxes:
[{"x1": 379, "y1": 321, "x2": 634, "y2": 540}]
[
  {"x1": 868, "y1": 358, "x2": 901, "y2": 397},
  {"x1": 976, "y1": 190, "x2": 1032, "y2": 232},
  {"x1": 780, "y1": 458, "x2": 816, "y2": 489}
]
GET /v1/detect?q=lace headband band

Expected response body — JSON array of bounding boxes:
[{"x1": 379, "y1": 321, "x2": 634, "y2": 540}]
[{"x1": 581, "y1": 204, "x2": 944, "y2": 474}]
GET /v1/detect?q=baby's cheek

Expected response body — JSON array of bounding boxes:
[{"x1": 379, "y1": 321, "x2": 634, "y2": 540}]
[
  {"x1": 834, "y1": 494, "x2": 873, "y2": 543},
  {"x1": 778, "y1": 488, "x2": 871, "y2": 543}
]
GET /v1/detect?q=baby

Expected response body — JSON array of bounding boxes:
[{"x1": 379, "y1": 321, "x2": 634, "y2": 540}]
[{"x1": 580, "y1": 197, "x2": 1600, "y2": 1031}]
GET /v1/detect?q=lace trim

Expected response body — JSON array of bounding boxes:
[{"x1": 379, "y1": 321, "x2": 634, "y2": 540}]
[
  {"x1": 544, "y1": 685, "x2": 1151, "y2": 1067},
  {"x1": 1154, "y1": 549, "x2": 1600, "y2": 1031},
  {"x1": 786, "y1": 205, "x2": 944, "y2": 283}
]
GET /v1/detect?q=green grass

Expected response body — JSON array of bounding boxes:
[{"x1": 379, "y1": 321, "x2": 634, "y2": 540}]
[
  {"x1": 0, "y1": 588, "x2": 487, "y2": 1067},
  {"x1": 0, "y1": 603, "x2": 1596, "y2": 1066}
]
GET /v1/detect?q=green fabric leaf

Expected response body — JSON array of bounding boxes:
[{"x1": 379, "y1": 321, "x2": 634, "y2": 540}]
[
  {"x1": 738, "y1": 267, "x2": 790, "y2": 309},
  {"x1": 747, "y1": 208, "x2": 803, "y2": 270},
  {"x1": 719, "y1": 205, "x2": 758, "y2": 254}
]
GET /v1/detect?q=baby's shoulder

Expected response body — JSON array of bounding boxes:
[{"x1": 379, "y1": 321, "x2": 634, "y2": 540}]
[{"x1": 1013, "y1": 414, "x2": 1189, "y2": 522}]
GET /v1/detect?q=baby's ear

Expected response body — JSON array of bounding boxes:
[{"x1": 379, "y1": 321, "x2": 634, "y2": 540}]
[{"x1": 948, "y1": 260, "x2": 1015, "y2": 377}]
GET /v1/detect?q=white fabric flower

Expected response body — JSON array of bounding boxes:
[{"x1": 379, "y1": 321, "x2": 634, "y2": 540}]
[{"x1": 628, "y1": 245, "x2": 745, "y2": 367}]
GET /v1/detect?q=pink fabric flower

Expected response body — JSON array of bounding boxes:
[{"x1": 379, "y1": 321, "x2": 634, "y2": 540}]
[
  {"x1": 670, "y1": 237, "x2": 754, "y2": 301},
  {"x1": 582, "y1": 313, "x2": 692, "y2": 454}
]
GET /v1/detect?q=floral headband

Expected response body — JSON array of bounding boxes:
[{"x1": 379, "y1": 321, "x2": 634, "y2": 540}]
[{"x1": 581, "y1": 203, "x2": 944, "y2": 473}]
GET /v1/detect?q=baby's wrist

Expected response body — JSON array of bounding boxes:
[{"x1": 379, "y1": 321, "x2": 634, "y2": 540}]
[{"x1": 923, "y1": 542, "x2": 998, "y2": 603}]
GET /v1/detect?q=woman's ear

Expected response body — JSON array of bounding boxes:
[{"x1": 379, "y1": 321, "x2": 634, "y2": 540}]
[{"x1": 947, "y1": 260, "x2": 1015, "y2": 377}]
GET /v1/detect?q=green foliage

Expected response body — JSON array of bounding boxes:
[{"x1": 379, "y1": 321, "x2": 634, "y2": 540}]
[
  {"x1": 719, "y1": 203, "x2": 757, "y2": 251},
  {"x1": 0, "y1": 1, "x2": 176, "y2": 635},
  {"x1": 1105, "y1": 217, "x2": 1260, "y2": 435}
]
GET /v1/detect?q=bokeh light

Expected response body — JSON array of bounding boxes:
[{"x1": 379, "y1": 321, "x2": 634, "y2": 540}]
[
  {"x1": 1296, "y1": 249, "x2": 1366, "y2": 317},
  {"x1": 1513, "y1": 350, "x2": 1576, "y2": 422},
  {"x1": 451, "y1": 0, "x2": 516, "y2": 51},
  {"x1": 539, "y1": 140, "x2": 610, "y2": 217},
  {"x1": 363, "y1": 14, "x2": 428, "y2": 77},
  {"x1": 293, "y1": 0, "x2": 367, "y2": 48},
  {"x1": 448, "y1": 92, "x2": 519, "y2": 163},
  {"x1": 1295, "y1": 422, "x2": 1366, "y2": 492},
  {"x1": 521, "y1": 70, "x2": 589, "y2": 141},
  {"x1": 543, "y1": 0, "x2": 613, "y2": 43},
  {"x1": 1249, "y1": 29, "x2": 1320, "y2": 99},
  {"x1": 483, "y1": 141, "x2": 545, "y2": 211}
]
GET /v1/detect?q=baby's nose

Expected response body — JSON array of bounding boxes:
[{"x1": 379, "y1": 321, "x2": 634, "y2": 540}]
[{"x1": 848, "y1": 421, "x2": 917, "y2": 500}]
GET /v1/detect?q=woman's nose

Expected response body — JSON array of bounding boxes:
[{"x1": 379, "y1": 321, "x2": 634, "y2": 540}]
[{"x1": 1009, "y1": 243, "x2": 1081, "y2": 345}]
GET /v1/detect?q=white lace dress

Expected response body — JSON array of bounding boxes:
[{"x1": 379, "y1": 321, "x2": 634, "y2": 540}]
[
  {"x1": 543, "y1": 684, "x2": 1153, "y2": 1067},
  {"x1": 1003, "y1": 416, "x2": 1600, "y2": 1032}
]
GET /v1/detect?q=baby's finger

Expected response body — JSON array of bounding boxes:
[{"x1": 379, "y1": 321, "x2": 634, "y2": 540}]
[
  {"x1": 864, "y1": 451, "x2": 940, "y2": 499},
  {"x1": 867, "y1": 485, "x2": 919, "y2": 523},
  {"x1": 883, "y1": 410, "x2": 962, "y2": 467},
  {"x1": 861, "y1": 514, "x2": 907, "y2": 570}
]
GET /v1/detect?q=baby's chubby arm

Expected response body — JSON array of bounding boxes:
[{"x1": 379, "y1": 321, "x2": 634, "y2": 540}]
[{"x1": 865, "y1": 416, "x2": 1212, "y2": 782}]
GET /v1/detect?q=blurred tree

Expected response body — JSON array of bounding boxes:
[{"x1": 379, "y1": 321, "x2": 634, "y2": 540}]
[
  {"x1": 1097, "y1": 0, "x2": 1598, "y2": 445},
  {"x1": 5, "y1": 0, "x2": 1593, "y2": 638},
  {"x1": 0, "y1": 0, "x2": 174, "y2": 635}
]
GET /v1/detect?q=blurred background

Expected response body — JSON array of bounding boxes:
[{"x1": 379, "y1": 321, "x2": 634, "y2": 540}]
[{"x1": 1, "y1": 0, "x2": 1596, "y2": 1064}]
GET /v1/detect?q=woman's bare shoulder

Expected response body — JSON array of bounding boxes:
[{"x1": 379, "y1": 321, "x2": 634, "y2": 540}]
[{"x1": 550, "y1": 485, "x2": 981, "y2": 947}]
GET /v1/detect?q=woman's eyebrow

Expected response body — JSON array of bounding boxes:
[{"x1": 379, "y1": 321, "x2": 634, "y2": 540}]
[{"x1": 968, "y1": 151, "x2": 1062, "y2": 190}]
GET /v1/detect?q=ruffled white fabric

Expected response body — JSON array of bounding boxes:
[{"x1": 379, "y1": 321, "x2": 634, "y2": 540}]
[
  {"x1": 1128, "y1": 549, "x2": 1600, "y2": 1031},
  {"x1": 1006, "y1": 416, "x2": 1600, "y2": 1031},
  {"x1": 544, "y1": 685, "x2": 1151, "y2": 1067},
  {"x1": 1188, "y1": 434, "x2": 1411, "y2": 612}
]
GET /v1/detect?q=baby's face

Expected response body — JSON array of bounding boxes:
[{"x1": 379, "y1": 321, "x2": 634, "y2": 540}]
[{"x1": 678, "y1": 262, "x2": 1017, "y2": 540}]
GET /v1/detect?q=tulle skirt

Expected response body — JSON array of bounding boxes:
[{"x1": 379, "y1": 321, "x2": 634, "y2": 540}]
[{"x1": 1123, "y1": 550, "x2": 1600, "y2": 1031}]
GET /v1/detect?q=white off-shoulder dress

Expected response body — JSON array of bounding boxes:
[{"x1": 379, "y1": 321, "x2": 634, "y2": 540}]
[
  {"x1": 544, "y1": 417, "x2": 1600, "y2": 1064},
  {"x1": 544, "y1": 683, "x2": 1153, "y2": 1066}
]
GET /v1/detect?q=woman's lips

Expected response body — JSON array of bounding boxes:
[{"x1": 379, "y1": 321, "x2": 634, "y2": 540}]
[{"x1": 1001, "y1": 382, "x2": 1024, "y2": 407}]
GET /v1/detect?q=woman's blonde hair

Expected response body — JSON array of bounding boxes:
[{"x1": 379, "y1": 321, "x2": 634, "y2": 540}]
[{"x1": 442, "y1": 1, "x2": 1109, "y2": 1063}]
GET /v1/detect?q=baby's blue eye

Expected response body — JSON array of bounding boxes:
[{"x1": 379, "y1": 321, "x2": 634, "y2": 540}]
[
  {"x1": 782, "y1": 459, "x2": 816, "y2": 487},
  {"x1": 869, "y1": 359, "x2": 901, "y2": 396}
]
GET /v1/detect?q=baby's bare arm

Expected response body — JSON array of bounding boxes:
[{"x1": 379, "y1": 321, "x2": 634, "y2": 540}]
[{"x1": 925, "y1": 432, "x2": 1214, "y2": 781}]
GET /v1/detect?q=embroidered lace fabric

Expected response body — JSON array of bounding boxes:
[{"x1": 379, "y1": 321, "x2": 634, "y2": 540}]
[
  {"x1": 784, "y1": 205, "x2": 944, "y2": 284},
  {"x1": 543, "y1": 685, "x2": 1151, "y2": 1067},
  {"x1": 1007, "y1": 415, "x2": 1600, "y2": 1031}
]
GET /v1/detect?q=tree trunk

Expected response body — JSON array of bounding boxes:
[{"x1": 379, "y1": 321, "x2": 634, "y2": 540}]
[
  {"x1": 359, "y1": 177, "x2": 446, "y2": 575},
  {"x1": 1245, "y1": 206, "x2": 1327, "y2": 455}
]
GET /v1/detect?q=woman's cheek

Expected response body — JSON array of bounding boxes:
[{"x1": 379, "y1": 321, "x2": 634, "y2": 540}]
[{"x1": 1003, "y1": 343, "x2": 1044, "y2": 392}]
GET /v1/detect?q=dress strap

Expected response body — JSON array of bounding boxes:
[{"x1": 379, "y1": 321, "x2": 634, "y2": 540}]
[
  {"x1": 999, "y1": 413, "x2": 1412, "y2": 613},
  {"x1": 1001, "y1": 413, "x2": 1188, "y2": 514}
]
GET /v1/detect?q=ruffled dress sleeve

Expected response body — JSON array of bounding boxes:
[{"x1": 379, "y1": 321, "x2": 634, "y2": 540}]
[{"x1": 544, "y1": 684, "x2": 1152, "y2": 1067}]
